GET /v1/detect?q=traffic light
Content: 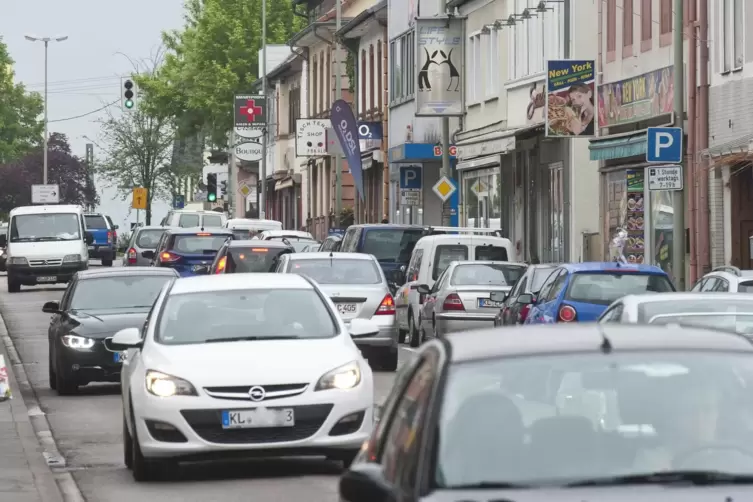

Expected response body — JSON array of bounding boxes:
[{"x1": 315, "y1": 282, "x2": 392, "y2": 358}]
[
  {"x1": 122, "y1": 79, "x2": 136, "y2": 110},
  {"x1": 206, "y1": 173, "x2": 217, "y2": 202},
  {"x1": 220, "y1": 180, "x2": 228, "y2": 198}
]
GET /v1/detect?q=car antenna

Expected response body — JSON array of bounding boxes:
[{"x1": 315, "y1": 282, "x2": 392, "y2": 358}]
[
  {"x1": 597, "y1": 324, "x2": 612, "y2": 354},
  {"x1": 329, "y1": 250, "x2": 334, "y2": 266}
]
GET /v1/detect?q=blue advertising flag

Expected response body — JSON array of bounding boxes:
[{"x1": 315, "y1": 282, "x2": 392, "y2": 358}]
[{"x1": 331, "y1": 99, "x2": 364, "y2": 200}]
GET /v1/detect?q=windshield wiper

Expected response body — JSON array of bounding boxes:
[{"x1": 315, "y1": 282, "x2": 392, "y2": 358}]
[
  {"x1": 566, "y1": 470, "x2": 753, "y2": 487},
  {"x1": 204, "y1": 335, "x2": 302, "y2": 343},
  {"x1": 448, "y1": 481, "x2": 530, "y2": 489}
]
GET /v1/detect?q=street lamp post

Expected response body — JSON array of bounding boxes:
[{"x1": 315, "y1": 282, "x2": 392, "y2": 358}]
[{"x1": 25, "y1": 35, "x2": 68, "y2": 185}]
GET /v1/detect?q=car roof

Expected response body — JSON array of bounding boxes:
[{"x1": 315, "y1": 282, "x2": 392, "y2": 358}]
[
  {"x1": 451, "y1": 260, "x2": 528, "y2": 267},
  {"x1": 288, "y1": 252, "x2": 375, "y2": 261},
  {"x1": 350, "y1": 224, "x2": 426, "y2": 230},
  {"x1": 416, "y1": 234, "x2": 512, "y2": 245},
  {"x1": 445, "y1": 324, "x2": 753, "y2": 363},
  {"x1": 10, "y1": 205, "x2": 82, "y2": 216},
  {"x1": 77, "y1": 267, "x2": 178, "y2": 279},
  {"x1": 163, "y1": 227, "x2": 233, "y2": 235},
  {"x1": 170, "y1": 273, "x2": 312, "y2": 294},
  {"x1": 558, "y1": 261, "x2": 667, "y2": 274},
  {"x1": 169, "y1": 209, "x2": 222, "y2": 215},
  {"x1": 134, "y1": 226, "x2": 165, "y2": 231},
  {"x1": 228, "y1": 239, "x2": 291, "y2": 248},
  {"x1": 261, "y1": 230, "x2": 312, "y2": 236},
  {"x1": 621, "y1": 292, "x2": 753, "y2": 306}
]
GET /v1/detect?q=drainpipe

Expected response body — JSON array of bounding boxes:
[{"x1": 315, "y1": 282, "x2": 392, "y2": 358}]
[
  {"x1": 381, "y1": 32, "x2": 389, "y2": 223},
  {"x1": 597, "y1": 0, "x2": 605, "y2": 255},
  {"x1": 687, "y1": 0, "x2": 697, "y2": 282},
  {"x1": 698, "y1": 0, "x2": 710, "y2": 272}
]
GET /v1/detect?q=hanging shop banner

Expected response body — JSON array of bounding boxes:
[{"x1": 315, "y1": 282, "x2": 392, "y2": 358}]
[
  {"x1": 415, "y1": 16, "x2": 466, "y2": 117},
  {"x1": 331, "y1": 99, "x2": 365, "y2": 200},
  {"x1": 545, "y1": 59, "x2": 596, "y2": 137},
  {"x1": 295, "y1": 119, "x2": 331, "y2": 156},
  {"x1": 598, "y1": 65, "x2": 674, "y2": 128}
]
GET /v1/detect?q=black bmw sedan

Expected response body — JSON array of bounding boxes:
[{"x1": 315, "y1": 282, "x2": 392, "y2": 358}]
[{"x1": 43, "y1": 266, "x2": 178, "y2": 395}]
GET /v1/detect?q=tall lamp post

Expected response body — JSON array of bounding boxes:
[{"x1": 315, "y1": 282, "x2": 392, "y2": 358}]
[{"x1": 25, "y1": 35, "x2": 68, "y2": 185}]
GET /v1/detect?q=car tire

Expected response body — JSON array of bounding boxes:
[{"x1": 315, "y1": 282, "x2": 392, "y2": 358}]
[
  {"x1": 7, "y1": 279, "x2": 20, "y2": 293},
  {"x1": 379, "y1": 348, "x2": 398, "y2": 372},
  {"x1": 408, "y1": 311, "x2": 420, "y2": 348},
  {"x1": 48, "y1": 347, "x2": 57, "y2": 390},
  {"x1": 398, "y1": 328, "x2": 408, "y2": 344},
  {"x1": 55, "y1": 356, "x2": 78, "y2": 395},
  {"x1": 123, "y1": 414, "x2": 133, "y2": 469},
  {"x1": 102, "y1": 259, "x2": 113, "y2": 267}
]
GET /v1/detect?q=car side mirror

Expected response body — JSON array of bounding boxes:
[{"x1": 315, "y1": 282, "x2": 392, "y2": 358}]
[
  {"x1": 348, "y1": 318, "x2": 380, "y2": 338},
  {"x1": 490, "y1": 291, "x2": 507, "y2": 303},
  {"x1": 85, "y1": 232, "x2": 94, "y2": 245},
  {"x1": 0, "y1": 234, "x2": 6, "y2": 247},
  {"x1": 141, "y1": 250, "x2": 154, "y2": 259},
  {"x1": 517, "y1": 293, "x2": 534, "y2": 305},
  {"x1": 42, "y1": 301, "x2": 60, "y2": 314},
  {"x1": 416, "y1": 284, "x2": 431, "y2": 295},
  {"x1": 104, "y1": 327, "x2": 143, "y2": 352},
  {"x1": 340, "y1": 464, "x2": 397, "y2": 502},
  {"x1": 113, "y1": 224, "x2": 119, "y2": 230}
]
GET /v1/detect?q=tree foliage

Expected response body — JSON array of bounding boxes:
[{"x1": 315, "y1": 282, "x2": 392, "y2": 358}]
[
  {"x1": 137, "y1": 0, "x2": 306, "y2": 146},
  {"x1": 0, "y1": 37, "x2": 44, "y2": 164},
  {"x1": 0, "y1": 133, "x2": 98, "y2": 214}
]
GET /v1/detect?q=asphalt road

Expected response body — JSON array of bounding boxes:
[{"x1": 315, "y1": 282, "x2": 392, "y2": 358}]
[{"x1": 0, "y1": 262, "x2": 412, "y2": 502}]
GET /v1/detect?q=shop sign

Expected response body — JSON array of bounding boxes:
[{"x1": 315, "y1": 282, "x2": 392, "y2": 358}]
[
  {"x1": 598, "y1": 65, "x2": 674, "y2": 128},
  {"x1": 526, "y1": 82, "x2": 546, "y2": 125},
  {"x1": 433, "y1": 145, "x2": 457, "y2": 156},
  {"x1": 545, "y1": 59, "x2": 596, "y2": 137},
  {"x1": 295, "y1": 119, "x2": 331, "y2": 156}
]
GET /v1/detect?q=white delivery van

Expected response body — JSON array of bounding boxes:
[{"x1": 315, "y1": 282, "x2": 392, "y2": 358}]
[
  {"x1": 1, "y1": 205, "x2": 92, "y2": 293},
  {"x1": 395, "y1": 231, "x2": 514, "y2": 345},
  {"x1": 224, "y1": 218, "x2": 282, "y2": 239}
]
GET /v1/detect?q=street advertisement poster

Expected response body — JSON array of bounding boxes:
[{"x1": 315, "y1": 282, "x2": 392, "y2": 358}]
[
  {"x1": 624, "y1": 169, "x2": 645, "y2": 264},
  {"x1": 598, "y1": 65, "x2": 674, "y2": 128},
  {"x1": 415, "y1": 17, "x2": 465, "y2": 117},
  {"x1": 330, "y1": 99, "x2": 364, "y2": 200},
  {"x1": 545, "y1": 59, "x2": 596, "y2": 137},
  {"x1": 234, "y1": 94, "x2": 266, "y2": 139}
]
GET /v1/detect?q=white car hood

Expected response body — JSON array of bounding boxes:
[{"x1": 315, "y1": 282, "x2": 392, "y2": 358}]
[
  {"x1": 8, "y1": 240, "x2": 83, "y2": 260},
  {"x1": 144, "y1": 335, "x2": 362, "y2": 387}
]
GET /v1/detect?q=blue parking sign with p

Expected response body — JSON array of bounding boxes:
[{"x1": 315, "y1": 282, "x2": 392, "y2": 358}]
[
  {"x1": 646, "y1": 127, "x2": 683, "y2": 163},
  {"x1": 399, "y1": 166, "x2": 422, "y2": 190}
]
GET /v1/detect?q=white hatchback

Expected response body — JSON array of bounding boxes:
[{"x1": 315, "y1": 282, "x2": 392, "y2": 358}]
[{"x1": 108, "y1": 273, "x2": 377, "y2": 482}]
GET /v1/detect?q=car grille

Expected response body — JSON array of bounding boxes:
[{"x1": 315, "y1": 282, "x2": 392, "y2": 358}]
[
  {"x1": 29, "y1": 259, "x2": 63, "y2": 267},
  {"x1": 180, "y1": 404, "x2": 333, "y2": 444},
  {"x1": 203, "y1": 383, "x2": 308, "y2": 402}
]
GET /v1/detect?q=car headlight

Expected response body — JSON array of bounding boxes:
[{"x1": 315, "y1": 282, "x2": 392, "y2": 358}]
[
  {"x1": 145, "y1": 370, "x2": 198, "y2": 397},
  {"x1": 63, "y1": 254, "x2": 82, "y2": 263},
  {"x1": 61, "y1": 334, "x2": 95, "y2": 350},
  {"x1": 315, "y1": 361, "x2": 361, "y2": 391},
  {"x1": 8, "y1": 257, "x2": 27, "y2": 265}
]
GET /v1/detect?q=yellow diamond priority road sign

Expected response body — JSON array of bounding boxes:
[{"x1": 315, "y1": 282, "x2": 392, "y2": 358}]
[{"x1": 432, "y1": 176, "x2": 456, "y2": 202}]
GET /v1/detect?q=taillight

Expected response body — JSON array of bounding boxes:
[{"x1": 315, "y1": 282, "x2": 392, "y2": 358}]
[
  {"x1": 215, "y1": 256, "x2": 226, "y2": 274},
  {"x1": 558, "y1": 305, "x2": 577, "y2": 322},
  {"x1": 375, "y1": 294, "x2": 396, "y2": 315},
  {"x1": 160, "y1": 251, "x2": 180, "y2": 263},
  {"x1": 107, "y1": 231, "x2": 114, "y2": 243},
  {"x1": 518, "y1": 304, "x2": 531, "y2": 323},
  {"x1": 127, "y1": 247, "x2": 137, "y2": 264},
  {"x1": 442, "y1": 293, "x2": 465, "y2": 311}
]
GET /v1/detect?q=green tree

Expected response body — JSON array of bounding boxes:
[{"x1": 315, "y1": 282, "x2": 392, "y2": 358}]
[
  {"x1": 0, "y1": 37, "x2": 43, "y2": 164},
  {"x1": 137, "y1": 0, "x2": 306, "y2": 147}
]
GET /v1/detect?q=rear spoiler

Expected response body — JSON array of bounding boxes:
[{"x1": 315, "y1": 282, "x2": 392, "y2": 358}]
[{"x1": 423, "y1": 226, "x2": 504, "y2": 237}]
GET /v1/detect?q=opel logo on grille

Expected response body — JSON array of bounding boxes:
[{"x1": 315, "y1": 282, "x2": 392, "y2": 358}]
[{"x1": 248, "y1": 386, "x2": 266, "y2": 402}]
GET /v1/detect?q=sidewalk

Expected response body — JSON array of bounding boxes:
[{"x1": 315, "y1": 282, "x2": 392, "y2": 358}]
[{"x1": 0, "y1": 312, "x2": 64, "y2": 502}]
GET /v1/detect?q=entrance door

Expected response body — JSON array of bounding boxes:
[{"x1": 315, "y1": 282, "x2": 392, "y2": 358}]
[{"x1": 738, "y1": 220, "x2": 753, "y2": 270}]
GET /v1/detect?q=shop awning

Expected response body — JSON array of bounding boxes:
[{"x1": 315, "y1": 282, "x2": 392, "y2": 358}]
[
  {"x1": 361, "y1": 149, "x2": 385, "y2": 170},
  {"x1": 700, "y1": 132, "x2": 753, "y2": 162},
  {"x1": 589, "y1": 132, "x2": 647, "y2": 161},
  {"x1": 275, "y1": 177, "x2": 295, "y2": 191}
]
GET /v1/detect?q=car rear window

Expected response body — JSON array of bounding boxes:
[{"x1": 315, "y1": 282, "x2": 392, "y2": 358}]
[
  {"x1": 475, "y1": 245, "x2": 508, "y2": 261},
  {"x1": 171, "y1": 235, "x2": 229, "y2": 254},
  {"x1": 84, "y1": 215, "x2": 107, "y2": 229},
  {"x1": 566, "y1": 272, "x2": 674, "y2": 305},
  {"x1": 226, "y1": 246, "x2": 289, "y2": 273},
  {"x1": 136, "y1": 229, "x2": 164, "y2": 249},
  {"x1": 232, "y1": 229, "x2": 253, "y2": 239},
  {"x1": 433, "y1": 245, "x2": 468, "y2": 280},
  {"x1": 361, "y1": 229, "x2": 424, "y2": 263},
  {"x1": 178, "y1": 214, "x2": 200, "y2": 227},
  {"x1": 739, "y1": 281, "x2": 753, "y2": 293},
  {"x1": 202, "y1": 214, "x2": 223, "y2": 228},
  {"x1": 290, "y1": 258, "x2": 381, "y2": 284},
  {"x1": 451, "y1": 263, "x2": 526, "y2": 286}
]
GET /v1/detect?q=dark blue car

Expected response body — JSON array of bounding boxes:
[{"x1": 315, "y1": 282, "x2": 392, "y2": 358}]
[
  {"x1": 84, "y1": 213, "x2": 118, "y2": 267},
  {"x1": 149, "y1": 227, "x2": 234, "y2": 277},
  {"x1": 523, "y1": 262, "x2": 675, "y2": 324}
]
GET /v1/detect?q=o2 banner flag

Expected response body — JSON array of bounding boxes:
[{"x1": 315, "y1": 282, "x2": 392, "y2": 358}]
[
  {"x1": 330, "y1": 99, "x2": 364, "y2": 201},
  {"x1": 545, "y1": 60, "x2": 596, "y2": 138}
]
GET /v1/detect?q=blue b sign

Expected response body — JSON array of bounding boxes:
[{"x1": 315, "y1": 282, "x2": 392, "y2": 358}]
[
  {"x1": 172, "y1": 194, "x2": 185, "y2": 209},
  {"x1": 399, "y1": 166, "x2": 422, "y2": 190},
  {"x1": 646, "y1": 127, "x2": 683, "y2": 163}
]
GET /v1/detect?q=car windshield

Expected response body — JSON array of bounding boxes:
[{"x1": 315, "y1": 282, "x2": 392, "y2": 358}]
[
  {"x1": 290, "y1": 258, "x2": 381, "y2": 284},
  {"x1": 451, "y1": 264, "x2": 526, "y2": 286},
  {"x1": 361, "y1": 229, "x2": 424, "y2": 263},
  {"x1": 70, "y1": 276, "x2": 171, "y2": 310},
  {"x1": 437, "y1": 351, "x2": 753, "y2": 488},
  {"x1": 157, "y1": 288, "x2": 337, "y2": 344},
  {"x1": 10, "y1": 214, "x2": 81, "y2": 242},
  {"x1": 178, "y1": 214, "x2": 200, "y2": 227},
  {"x1": 135, "y1": 229, "x2": 164, "y2": 249},
  {"x1": 566, "y1": 272, "x2": 674, "y2": 305},
  {"x1": 531, "y1": 266, "x2": 557, "y2": 292},
  {"x1": 171, "y1": 235, "x2": 228, "y2": 254},
  {"x1": 226, "y1": 247, "x2": 288, "y2": 273},
  {"x1": 84, "y1": 215, "x2": 107, "y2": 229}
]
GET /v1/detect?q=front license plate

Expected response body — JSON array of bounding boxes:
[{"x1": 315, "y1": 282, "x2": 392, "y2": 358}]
[
  {"x1": 478, "y1": 298, "x2": 503, "y2": 308},
  {"x1": 37, "y1": 276, "x2": 56, "y2": 283},
  {"x1": 191, "y1": 264, "x2": 207, "y2": 273},
  {"x1": 336, "y1": 303, "x2": 358, "y2": 317},
  {"x1": 113, "y1": 351, "x2": 126, "y2": 363},
  {"x1": 221, "y1": 408, "x2": 295, "y2": 429}
]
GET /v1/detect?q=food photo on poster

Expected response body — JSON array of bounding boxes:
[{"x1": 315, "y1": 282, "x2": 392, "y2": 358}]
[{"x1": 545, "y1": 59, "x2": 596, "y2": 137}]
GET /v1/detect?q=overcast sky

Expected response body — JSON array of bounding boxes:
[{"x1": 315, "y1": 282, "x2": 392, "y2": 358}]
[{"x1": 2, "y1": 0, "x2": 186, "y2": 229}]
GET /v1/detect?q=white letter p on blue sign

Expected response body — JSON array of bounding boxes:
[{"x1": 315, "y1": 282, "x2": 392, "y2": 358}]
[
  {"x1": 655, "y1": 132, "x2": 673, "y2": 158},
  {"x1": 646, "y1": 126, "x2": 683, "y2": 163}
]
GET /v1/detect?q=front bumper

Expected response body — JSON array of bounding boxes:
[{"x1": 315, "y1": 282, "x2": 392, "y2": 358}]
[
  {"x1": 88, "y1": 245, "x2": 115, "y2": 259},
  {"x1": 436, "y1": 312, "x2": 498, "y2": 336},
  {"x1": 7, "y1": 261, "x2": 87, "y2": 285},
  {"x1": 132, "y1": 381, "x2": 374, "y2": 460},
  {"x1": 58, "y1": 339, "x2": 123, "y2": 385}
]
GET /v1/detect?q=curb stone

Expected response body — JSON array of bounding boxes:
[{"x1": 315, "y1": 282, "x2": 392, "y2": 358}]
[{"x1": 0, "y1": 312, "x2": 85, "y2": 502}]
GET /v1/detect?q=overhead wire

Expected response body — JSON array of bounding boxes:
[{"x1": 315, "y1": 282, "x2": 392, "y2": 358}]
[{"x1": 47, "y1": 99, "x2": 120, "y2": 123}]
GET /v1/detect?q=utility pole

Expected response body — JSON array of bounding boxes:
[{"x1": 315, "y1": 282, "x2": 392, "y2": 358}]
[
  {"x1": 439, "y1": 0, "x2": 451, "y2": 226},
  {"x1": 334, "y1": 0, "x2": 343, "y2": 218},
  {"x1": 260, "y1": 0, "x2": 268, "y2": 219},
  {"x1": 25, "y1": 35, "x2": 68, "y2": 185},
  {"x1": 672, "y1": 0, "x2": 685, "y2": 290}
]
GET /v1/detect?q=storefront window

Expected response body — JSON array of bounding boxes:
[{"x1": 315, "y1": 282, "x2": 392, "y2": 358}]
[
  {"x1": 605, "y1": 170, "x2": 627, "y2": 259},
  {"x1": 624, "y1": 169, "x2": 645, "y2": 264},
  {"x1": 462, "y1": 167, "x2": 501, "y2": 228},
  {"x1": 651, "y1": 190, "x2": 674, "y2": 281}
]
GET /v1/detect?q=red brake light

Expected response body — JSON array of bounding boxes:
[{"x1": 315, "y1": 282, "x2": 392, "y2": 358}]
[
  {"x1": 160, "y1": 251, "x2": 180, "y2": 263},
  {"x1": 127, "y1": 247, "x2": 137, "y2": 264},
  {"x1": 375, "y1": 294, "x2": 396, "y2": 315},
  {"x1": 215, "y1": 256, "x2": 227, "y2": 273},
  {"x1": 442, "y1": 293, "x2": 465, "y2": 311},
  {"x1": 518, "y1": 304, "x2": 532, "y2": 323},
  {"x1": 251, "y1": 248, "x2": 268, "y2": 252},
  {"x1": 558, "y1": 305, "x2": 577, "y2": 322},
  {"x1": 196, "y1": 232, "x2": 211, "y2": 236},
  {"x1": 107, "y1": 231, "x2": 114, "y2": 242}
]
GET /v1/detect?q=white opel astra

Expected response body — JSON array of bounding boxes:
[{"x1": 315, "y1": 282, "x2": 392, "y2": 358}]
[{"x1": 107, "y1": 273, "x2": 377, "y2": 482}]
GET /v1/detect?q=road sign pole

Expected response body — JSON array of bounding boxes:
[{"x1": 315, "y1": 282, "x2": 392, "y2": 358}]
[
  {"x1": 334, "y1": 0, "x2": 343, "y2": 220},
  {"x1": 259, "y1": 0, "x2": 267, "y2": 220},
  {"x1": 672, "y1": 0, "x2": 685, "y2": 290}
]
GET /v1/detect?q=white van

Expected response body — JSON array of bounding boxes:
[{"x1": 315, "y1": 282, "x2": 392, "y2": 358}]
[
  {"x1": 395, "y1": 231, "x2": 514, "y2": 345},
  {"x1": 1, "y1": 205, "x2": 92, "y2": 293},
  {"x1": 224, "y1": 218, "x2": 282, "y2": 239}
]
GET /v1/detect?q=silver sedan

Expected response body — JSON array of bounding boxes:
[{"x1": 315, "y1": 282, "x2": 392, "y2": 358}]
[
  {"x1": 275, "y1": 252, "x2": 399, "y2": 371},
  {"x1": 122, "y1": 226, "x2": 166, "y2": 267},
  {"x1": 416, "y1": 260, "x2": 527, "y2": 342}
]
